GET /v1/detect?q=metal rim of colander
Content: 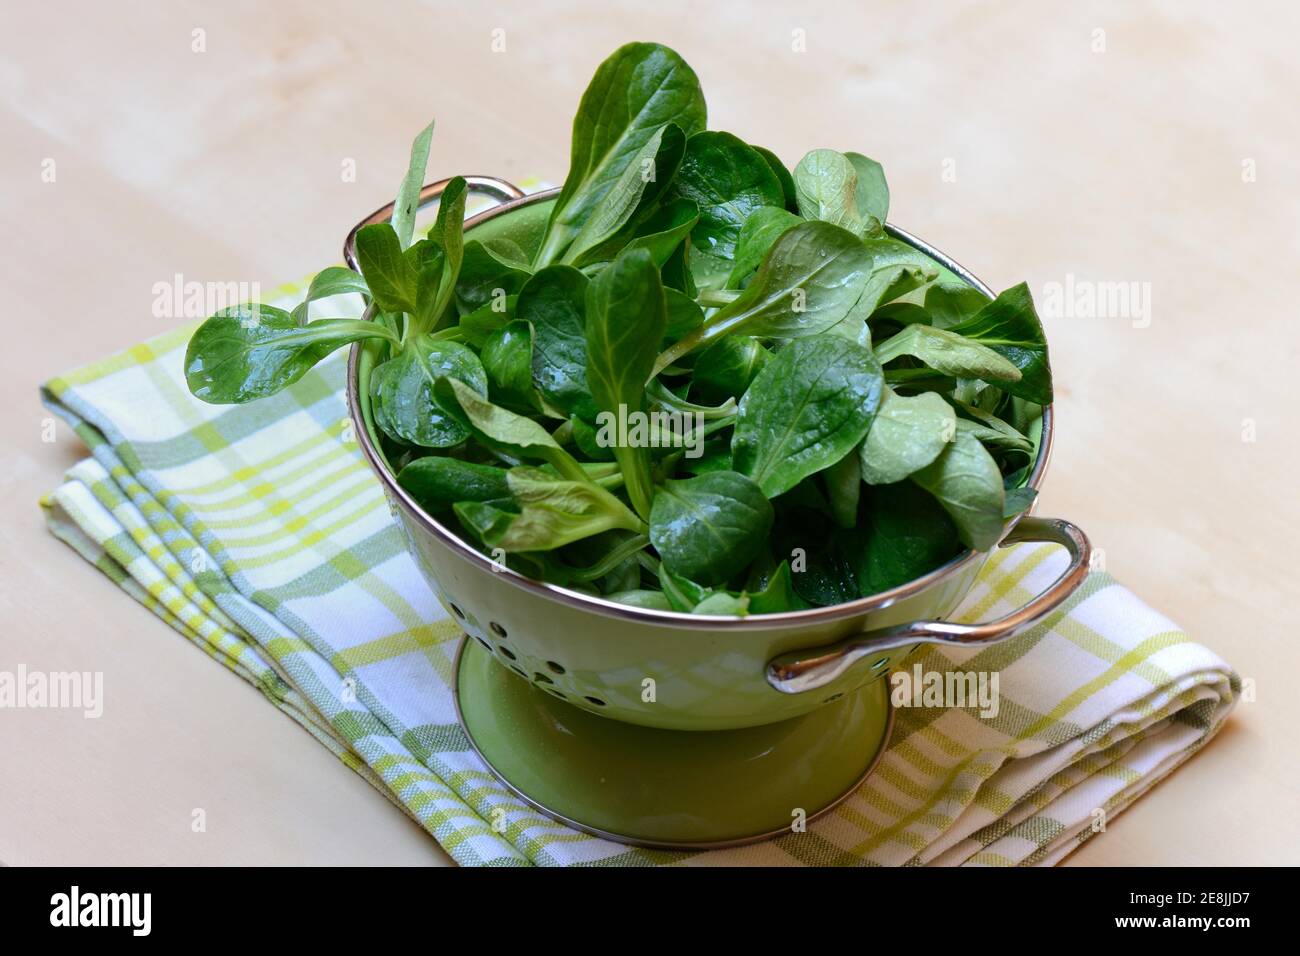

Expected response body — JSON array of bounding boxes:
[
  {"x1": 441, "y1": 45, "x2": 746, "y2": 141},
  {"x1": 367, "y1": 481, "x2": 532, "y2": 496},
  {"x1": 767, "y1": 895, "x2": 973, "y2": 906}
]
[{"x1": 345, "y1": 187, "x2": 1054, "y2": 631}]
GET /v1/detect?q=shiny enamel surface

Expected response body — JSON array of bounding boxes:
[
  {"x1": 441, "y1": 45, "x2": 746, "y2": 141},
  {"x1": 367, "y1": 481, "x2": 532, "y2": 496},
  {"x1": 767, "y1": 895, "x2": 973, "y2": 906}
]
[{"x1": 454, "y1": 637, "x2": 894, "y2": 847}]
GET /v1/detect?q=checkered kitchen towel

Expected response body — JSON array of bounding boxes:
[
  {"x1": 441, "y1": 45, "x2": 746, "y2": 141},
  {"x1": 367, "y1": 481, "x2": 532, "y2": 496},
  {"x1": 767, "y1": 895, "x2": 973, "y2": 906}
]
[{"x1": 40, "y1": 279, "x2": 1239, "y2": 866}]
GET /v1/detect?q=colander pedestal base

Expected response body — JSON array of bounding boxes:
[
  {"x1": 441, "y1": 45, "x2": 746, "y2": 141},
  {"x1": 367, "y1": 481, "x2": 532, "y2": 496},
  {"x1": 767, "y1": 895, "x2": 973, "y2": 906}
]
[{"x1": 453, "y1": 637, "x2": 894, "y2": 850}]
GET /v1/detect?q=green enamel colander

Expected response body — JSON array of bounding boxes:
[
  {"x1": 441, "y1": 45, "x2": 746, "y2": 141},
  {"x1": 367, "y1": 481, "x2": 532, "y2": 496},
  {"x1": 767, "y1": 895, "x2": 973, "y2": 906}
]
[{"x1": 343, "y1": 177, "x2": 1091, "y2": 848}]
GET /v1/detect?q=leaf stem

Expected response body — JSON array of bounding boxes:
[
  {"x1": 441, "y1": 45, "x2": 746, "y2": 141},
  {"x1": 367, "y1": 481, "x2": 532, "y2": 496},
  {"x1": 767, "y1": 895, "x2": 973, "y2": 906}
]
[
  {"x1": 652, "y1": 327, "x2": 706, "y2": 378},
  {"x1": 532, "y1": 226, "x2": 571, "y2": 271},
  {"x1": 565, "y1": 534, "x2": 651, "y2": 582},
  {"x1": 647, "y1": 379, "x2": 736, "y2": 419},
  {"x1": 696, "y1": 289, "x2": 740, "y2": 307},
  {"x1": 544, "y1": 447, "x2": 595, "y2": 485}
]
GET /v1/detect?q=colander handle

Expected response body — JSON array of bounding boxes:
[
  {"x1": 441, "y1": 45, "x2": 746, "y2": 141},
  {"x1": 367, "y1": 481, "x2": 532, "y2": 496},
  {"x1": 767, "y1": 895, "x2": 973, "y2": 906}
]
[
  {"x1": 765, "y1": 516, "x2": 1092, "y2": 695},
  {"x1": 342, "y1": 175, "x2": 526, "y2": 270}
]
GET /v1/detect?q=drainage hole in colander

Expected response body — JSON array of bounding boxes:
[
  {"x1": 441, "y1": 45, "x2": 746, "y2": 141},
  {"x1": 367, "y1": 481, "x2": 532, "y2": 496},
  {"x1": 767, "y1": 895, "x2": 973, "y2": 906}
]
[
  {"x1": 583, "y1": 696, "x2": 606, "y2": 707},
  {"x1": 448, "y1": 602, "x2": 465, "y2": 620},
  {"x1": 475, "y1": 636, "x2": 491, "y2": 651},
  {"x1": 823, "y1": 692, "x2": 844, "y2": 704},
  {"x1": 489, "y1": 621, "x2": 507, "y2": 639},
  {"x1": 509, "y1": 665, "x2": 528, "y2": 678},
  {"x1": 532, "y1": 672, "x2": 554, "y2": 685},
  {"x1": 546, "y1": 660, "x2": 566, "y2": 675},
  {"x1": 497, "y1": 645, "x2": 517, "y2": 661},
  {"x1": 871, "y1": 657, "x2": 889, "y2": 670}
]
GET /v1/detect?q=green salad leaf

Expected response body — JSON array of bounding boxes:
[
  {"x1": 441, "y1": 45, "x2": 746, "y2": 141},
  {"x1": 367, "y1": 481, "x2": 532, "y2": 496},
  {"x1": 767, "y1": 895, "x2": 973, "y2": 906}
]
[
  {"x1": 649, "y1": 471, "x2": 773, "y2": 586},
  {"x1": 584, "y1": 247, "x2": 666, "y2": 519},
  {"x1": 732, "y1": 337, "x2": 883, "y2": 497},
  {"x1": 655, "y1": 220, "x2": 873, "y2": 373},
  {"x1": 946, "y1": 282, "x2": 1054, "y2": 405},
  {"x1": 372, "y1": 336, "x2": 486, "y2": 448},
  {"x1": 667, "y1": 131, "x2": 785, "y2": 259},
  {"x1": 845, "y1": 151, "x2": 889, "y2": 222},
  {"x1": 910, "y1": 431, "x2": 1006, "y2": 551},
  {"x1": 794, "y1": 149, "x2": 870, "y2": 234},
  {"x1": 534, "y1": 42, "x2": 706, "y2": 268},
  {"x1": 859, "y1": 388, "x2": 955, "y2": 485},
  {"x1": 185, "y1": 304, "x2": 396, "y2": 404},
  {"x1": 519, "y1": 266, "x2": 594, "y2": 419},
  {"x1": 182, "y1": 41, "x2": 1057, "y2": 615},
  {"x1": 391, "y1": 120, "x2": 435, "y2": 249}
]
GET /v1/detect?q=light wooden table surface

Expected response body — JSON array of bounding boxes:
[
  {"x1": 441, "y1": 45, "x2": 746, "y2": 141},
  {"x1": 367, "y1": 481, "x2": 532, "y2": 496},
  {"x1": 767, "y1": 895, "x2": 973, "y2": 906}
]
[{"x1": 3, "y1": 0, "x2": 1296, "y2": 866}]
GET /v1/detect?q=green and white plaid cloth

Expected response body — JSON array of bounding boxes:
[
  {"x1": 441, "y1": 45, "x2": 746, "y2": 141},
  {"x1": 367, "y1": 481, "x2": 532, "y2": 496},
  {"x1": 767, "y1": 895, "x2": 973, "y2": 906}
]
[{"x1": 40, "y1": 280, "x2": 1239, "y2": 866}]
